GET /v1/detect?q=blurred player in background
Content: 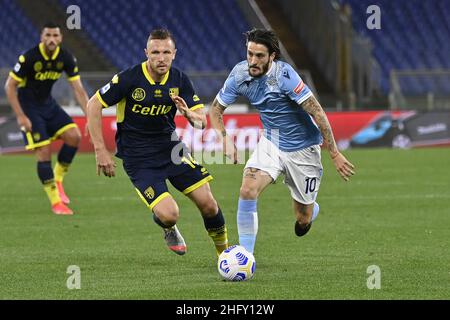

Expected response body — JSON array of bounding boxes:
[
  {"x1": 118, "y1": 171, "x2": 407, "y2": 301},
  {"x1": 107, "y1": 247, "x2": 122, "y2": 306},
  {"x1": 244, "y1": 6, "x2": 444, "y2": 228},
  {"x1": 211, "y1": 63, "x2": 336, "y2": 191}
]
[
  {"x1": 209, "y1": 29, "x2": 355, "y2": 254},
  {"x1": 87, "y1": 29, "x2": 228, "y2": 256},
  {"x1": 4, "y1": 22, "x2": 89, "y2": 215}
]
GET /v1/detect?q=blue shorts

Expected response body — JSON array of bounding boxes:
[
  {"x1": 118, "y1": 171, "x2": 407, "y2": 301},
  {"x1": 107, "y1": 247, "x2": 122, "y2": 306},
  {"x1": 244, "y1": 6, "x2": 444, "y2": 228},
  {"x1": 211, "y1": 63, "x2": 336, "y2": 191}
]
[
  {"x1": 21, "y1": 99, "x2": 77, "y2": 150},
  {"x1": 123, "y1": 153, "x2": 213, "y2": 210}
]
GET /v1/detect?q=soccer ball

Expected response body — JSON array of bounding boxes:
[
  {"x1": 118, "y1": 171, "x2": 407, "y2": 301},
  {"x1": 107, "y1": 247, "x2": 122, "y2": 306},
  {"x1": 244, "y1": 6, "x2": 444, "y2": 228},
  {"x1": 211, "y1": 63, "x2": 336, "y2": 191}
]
[{"x1": 217, "y1": 245, "x2": 256, "y2": 281}]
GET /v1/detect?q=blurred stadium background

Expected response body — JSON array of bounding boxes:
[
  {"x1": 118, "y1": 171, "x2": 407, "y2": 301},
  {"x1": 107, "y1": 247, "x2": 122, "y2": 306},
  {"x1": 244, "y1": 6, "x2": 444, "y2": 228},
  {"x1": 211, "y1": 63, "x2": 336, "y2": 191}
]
[
  {"x1": 1, "y1": 0, "x2": 449, "y2": 110},
  {"x1": 1, "y1": 0, "x2": 449, "y2": 153},
  {"x1": 0, "y1": 0, "x2": 449, "y2": 300}
]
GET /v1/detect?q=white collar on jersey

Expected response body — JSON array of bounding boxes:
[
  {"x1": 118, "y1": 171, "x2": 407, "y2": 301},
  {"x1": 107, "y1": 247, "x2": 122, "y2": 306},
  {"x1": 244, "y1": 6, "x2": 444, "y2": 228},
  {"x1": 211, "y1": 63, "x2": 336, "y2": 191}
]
[{"x1": 265, "y1": 60, "x2": 276, "y2": 77}]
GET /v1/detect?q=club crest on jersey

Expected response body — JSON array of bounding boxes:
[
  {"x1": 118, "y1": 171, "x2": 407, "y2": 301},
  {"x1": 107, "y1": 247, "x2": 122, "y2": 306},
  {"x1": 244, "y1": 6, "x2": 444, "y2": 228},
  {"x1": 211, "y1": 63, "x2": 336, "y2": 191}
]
[
  {"x1": 132, "y1": 88, "x2": 146, "y2": 101},
  {"x1": 144, "y1": 186, "x2": 155, "y2": 199},
  {"x1": 169, "y1": 88, "x2": 179, "y2": 97},
  {"x1": 266, "y1": 77, "x2": 277, "y2": 87},
  {"x1": 56, "y1": 61, "x2": 64, "y2": 70},
  {"x1": 34, "y1": 61, "x2": 43, "y2": 72}
]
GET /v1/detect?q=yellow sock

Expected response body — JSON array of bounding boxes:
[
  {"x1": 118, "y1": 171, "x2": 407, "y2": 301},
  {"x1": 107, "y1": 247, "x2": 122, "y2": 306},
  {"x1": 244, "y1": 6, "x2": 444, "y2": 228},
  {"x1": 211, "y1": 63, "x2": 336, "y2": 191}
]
[
  {"x1": 208, "y1": 226, "x2": 229, "y2": 256},
  {"x1": 43, "y1": 180, "x2": 61, "y2": 205},
  {"x1": 54, "y1": 162, "x2": 69, "y2": 183}
]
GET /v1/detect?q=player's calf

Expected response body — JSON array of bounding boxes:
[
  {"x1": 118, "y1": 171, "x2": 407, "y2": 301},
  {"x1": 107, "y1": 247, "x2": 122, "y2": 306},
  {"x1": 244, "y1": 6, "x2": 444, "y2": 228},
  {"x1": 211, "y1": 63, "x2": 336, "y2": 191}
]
[{"x1": 202, "y1": 207, "x2": 228, "y2": 255}]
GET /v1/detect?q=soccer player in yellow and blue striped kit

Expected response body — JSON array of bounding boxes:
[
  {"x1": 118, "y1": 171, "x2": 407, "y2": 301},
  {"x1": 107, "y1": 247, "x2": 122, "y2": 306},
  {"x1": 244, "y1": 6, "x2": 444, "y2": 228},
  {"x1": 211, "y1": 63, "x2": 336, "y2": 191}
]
[{"x1": 87, "y1": 29, "x2": 228, "y2": 256}]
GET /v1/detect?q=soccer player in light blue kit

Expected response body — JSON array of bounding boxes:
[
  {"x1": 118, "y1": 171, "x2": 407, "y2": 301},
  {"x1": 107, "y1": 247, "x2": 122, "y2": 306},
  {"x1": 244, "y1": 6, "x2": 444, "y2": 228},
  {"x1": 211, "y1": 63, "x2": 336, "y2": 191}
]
[{"x1": 209, "y1": 29, "x2": 355, "y2": 254}]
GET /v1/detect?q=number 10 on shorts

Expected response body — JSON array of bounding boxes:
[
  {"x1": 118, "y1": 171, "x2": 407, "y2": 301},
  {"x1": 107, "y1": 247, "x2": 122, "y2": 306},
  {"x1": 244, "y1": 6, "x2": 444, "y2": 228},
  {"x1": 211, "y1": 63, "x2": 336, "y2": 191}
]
[{"x1": 305, "y1": 177, "x2": 317, "y2": 194}]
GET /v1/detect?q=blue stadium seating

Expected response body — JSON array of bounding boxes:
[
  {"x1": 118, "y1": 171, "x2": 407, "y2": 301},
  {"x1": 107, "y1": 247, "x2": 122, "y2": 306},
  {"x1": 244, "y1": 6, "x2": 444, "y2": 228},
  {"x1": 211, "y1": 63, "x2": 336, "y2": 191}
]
[
  {"x1": 0, "y1": 0, "x2": 38, "y2": 68},
  {"x1": 343, "y1": 0, "x2": 450, "y2": 95},
  {"x1": 57, "y1": 0, "x2": 250, "y2": 98}
]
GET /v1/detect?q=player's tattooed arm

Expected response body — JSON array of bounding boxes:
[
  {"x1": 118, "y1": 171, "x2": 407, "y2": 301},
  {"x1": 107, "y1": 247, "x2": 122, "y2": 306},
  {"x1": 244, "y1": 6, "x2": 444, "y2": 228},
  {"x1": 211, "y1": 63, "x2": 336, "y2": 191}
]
[
  {"x1": 300, "y1": 95, "x2": 355, "y2": 181},
  {"x1": 209, "y1": 98, "x2": 238, "y2": 164},
  {"x1": 209, "y1": 98, "x2": 227, "y2": 136},
  {"x1": 300, "y1": 95, "x2": 339, "y2": 157}
]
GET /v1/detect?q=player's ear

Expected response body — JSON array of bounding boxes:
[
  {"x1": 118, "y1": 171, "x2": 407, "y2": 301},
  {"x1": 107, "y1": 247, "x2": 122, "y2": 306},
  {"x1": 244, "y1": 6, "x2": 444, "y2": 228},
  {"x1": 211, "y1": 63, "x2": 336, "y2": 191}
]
[
  {"x1": 144, "y1": 48, "x2": 148, "y2": 59},
  {"x1": 269, "y1": 52, "x2": 276, "y2": 62},
  {"x1": 173, "y1": 48, "x2": 177, "y2": 60}
]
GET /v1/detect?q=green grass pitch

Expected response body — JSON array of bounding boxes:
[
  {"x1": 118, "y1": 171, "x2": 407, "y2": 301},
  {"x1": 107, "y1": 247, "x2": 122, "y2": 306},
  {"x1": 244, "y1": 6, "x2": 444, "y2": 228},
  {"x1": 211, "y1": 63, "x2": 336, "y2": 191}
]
[{"x1": 0, "y1": 148, "x2": 449, "y2": 299}]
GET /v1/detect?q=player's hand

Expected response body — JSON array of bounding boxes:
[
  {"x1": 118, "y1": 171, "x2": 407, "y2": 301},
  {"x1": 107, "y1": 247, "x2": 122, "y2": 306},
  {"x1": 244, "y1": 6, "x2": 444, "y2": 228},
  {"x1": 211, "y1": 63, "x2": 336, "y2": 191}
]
[
  {"x1": 223, "y1": 136, "x2": 238, "y2": 164},
  {"x1": 171, "y1": 95, "x2": 189, "y2": 117},
  {"x1": 84, "y1": 122, "x2": 90, "y2": 139},
  {"x1": 331, "y1": 152, "x2": 355, "y2": 181},
  {"x1": 95, "y1": 148, "x2": 116, "y2": 177},
  {"x1": 18, "y1": 115, "x2": 32, "y2": 132}
]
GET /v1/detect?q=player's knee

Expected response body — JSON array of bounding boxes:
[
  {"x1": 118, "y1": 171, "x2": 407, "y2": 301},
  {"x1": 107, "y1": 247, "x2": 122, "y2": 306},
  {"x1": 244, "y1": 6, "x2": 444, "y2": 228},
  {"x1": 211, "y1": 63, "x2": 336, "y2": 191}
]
[
  {"x1": 157, "y1": 210, "x2": 179, "y2": 227},
  {"x1": 72, "y1": 130, "x2": 82, "y2": 145},
  {"x1": 35, "y1": 145, "x2": 52, "y2": 161},
  {"x1": 239, "y1": 185, "x2": 258, "y2": 200},
  {"x1": 64, "y1": 128, "x2": 82, "y2": 147},
  {"x1": 198, "y1": 197, "x2": 218, "y2": 217}
]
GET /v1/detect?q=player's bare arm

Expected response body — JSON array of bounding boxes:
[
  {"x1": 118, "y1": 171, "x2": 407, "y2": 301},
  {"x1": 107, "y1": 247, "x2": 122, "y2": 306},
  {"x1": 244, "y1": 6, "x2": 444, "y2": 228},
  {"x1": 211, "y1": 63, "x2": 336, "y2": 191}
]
[
  {"x1": 69, "y1": 78, "x2": 90, "y2": 136},
  {"x1": 171, "y1": 95, "x2": 206, "y2": 129},
  {"x1": 209, "y1": 98, "x2": 238, "y2": 164},
  {"x1": 86, "y1": 94, "x2": 116, "y2": 177},
  {"x1": 300, "y1": 95, "x2": 355, "y2": 181},
  {"x1": 69, "y1": 78, "x2": 89, "y2": 116},
  {"x1": 4, "y1": 76, "x2": 32, "y2": 131}
]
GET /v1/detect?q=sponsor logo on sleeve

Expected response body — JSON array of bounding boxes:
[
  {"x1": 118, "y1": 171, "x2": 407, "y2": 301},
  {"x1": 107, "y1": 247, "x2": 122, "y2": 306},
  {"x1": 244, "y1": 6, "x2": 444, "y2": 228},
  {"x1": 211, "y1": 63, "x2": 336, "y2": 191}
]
[{"x1": 100, "y1": 83, "x2": 111, "y2": 94}]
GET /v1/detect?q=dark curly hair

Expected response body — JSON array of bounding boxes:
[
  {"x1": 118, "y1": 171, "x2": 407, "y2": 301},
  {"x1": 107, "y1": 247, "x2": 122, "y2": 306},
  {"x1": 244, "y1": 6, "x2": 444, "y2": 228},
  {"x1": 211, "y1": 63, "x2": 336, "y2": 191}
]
[{"x1": 244, "y1": 28, "x2": 281, "y2": 60}]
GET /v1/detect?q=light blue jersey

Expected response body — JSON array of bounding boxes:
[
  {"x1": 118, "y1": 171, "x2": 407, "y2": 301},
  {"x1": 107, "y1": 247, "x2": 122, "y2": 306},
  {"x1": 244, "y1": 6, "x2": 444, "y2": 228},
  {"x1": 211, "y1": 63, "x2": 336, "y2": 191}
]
[{"x1": 217, "y1": 60, "x2": 322, "y2": 151}]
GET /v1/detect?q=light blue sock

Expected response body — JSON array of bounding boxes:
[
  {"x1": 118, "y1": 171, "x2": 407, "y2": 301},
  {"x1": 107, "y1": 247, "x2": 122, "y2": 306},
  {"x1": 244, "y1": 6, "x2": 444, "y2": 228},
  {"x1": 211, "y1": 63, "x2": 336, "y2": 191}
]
[
  {"x1": 237, "y1": 198, "x2": 258, "y2": 254},
  {"x1": 312, "y1": 202, "x2": 320, "y2": 222}
]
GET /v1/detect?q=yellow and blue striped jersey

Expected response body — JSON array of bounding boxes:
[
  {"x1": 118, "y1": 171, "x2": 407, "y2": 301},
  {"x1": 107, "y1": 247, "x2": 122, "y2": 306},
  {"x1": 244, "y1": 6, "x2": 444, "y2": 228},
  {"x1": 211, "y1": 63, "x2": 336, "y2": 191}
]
[
  {"x1": 9, "y1": 43, "x2": 80, "y2": 103},
  {"x1": 96, "y1": 62, "x2": 204, "y2": 165}
]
